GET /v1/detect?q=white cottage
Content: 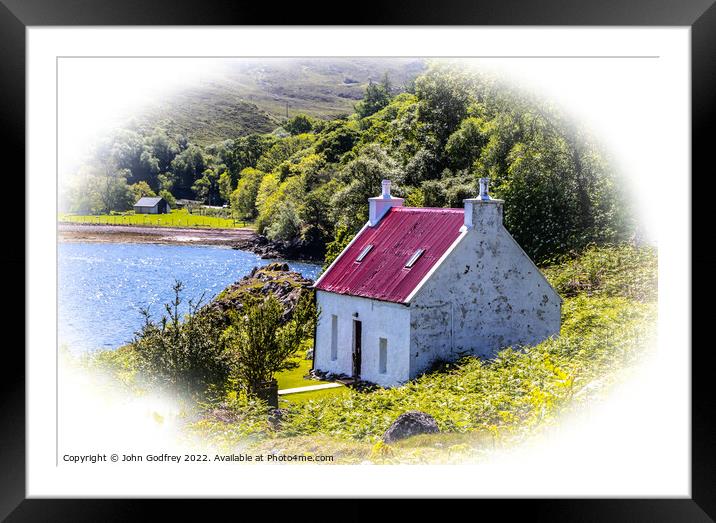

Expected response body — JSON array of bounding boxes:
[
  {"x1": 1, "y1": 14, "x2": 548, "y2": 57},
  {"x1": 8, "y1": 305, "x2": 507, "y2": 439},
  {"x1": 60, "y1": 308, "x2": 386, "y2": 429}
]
[{"x1": 313, "y1": 179, "x2": 561, "y2": 387}]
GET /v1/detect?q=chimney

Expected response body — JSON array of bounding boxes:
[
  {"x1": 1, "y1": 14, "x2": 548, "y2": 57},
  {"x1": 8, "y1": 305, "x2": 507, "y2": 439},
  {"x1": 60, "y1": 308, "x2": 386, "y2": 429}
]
[
  {"x1": 462, "y1": 177, "x2": 503, "y2": 231},
  {"x1": 368, "y1": 179, "x2": 404, "y2": 226}
]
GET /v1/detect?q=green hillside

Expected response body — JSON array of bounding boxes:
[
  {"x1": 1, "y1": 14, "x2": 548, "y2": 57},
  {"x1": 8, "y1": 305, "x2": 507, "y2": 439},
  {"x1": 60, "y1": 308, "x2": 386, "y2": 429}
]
[{"x1": 132, "y1": 58, "x2": 427, "y2": 145}]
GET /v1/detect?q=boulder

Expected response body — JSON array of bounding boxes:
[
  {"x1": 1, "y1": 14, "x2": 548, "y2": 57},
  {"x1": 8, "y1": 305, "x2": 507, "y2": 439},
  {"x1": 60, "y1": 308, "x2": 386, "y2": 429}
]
[
  {"x1": 382, "y1": 411, "x2": 439, "y2": 443},
  {"x1": 268, "y1": 408, "x2": 288, "y2": 429}
]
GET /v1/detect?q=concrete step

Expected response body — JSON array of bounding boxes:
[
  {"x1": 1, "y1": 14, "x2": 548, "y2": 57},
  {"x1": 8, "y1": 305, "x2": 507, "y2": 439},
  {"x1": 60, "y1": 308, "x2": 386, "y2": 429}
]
[{"x1": 277, "y1": 383, "x2": 344, "y2": 395}]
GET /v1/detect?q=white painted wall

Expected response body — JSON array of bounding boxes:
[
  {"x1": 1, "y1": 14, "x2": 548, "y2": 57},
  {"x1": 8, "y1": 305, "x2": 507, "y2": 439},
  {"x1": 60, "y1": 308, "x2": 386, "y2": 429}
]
[
  {"x1": 408, "y1": 199, "x2": 561, "y2": 377},
  {"x1": 314, "y1": 290, "x2": 411, "y2": 387}
]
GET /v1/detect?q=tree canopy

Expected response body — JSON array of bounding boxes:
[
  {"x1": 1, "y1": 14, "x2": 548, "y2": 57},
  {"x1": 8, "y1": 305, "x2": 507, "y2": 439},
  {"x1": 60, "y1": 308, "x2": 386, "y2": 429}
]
[{"x1": 62, "y1": 63, "x2": 632, "y2": 263}]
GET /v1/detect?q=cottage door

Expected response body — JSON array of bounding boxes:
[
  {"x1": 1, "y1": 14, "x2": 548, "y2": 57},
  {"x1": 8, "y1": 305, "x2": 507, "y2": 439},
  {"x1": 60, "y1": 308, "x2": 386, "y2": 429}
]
[{"x1": 352, "y1": 320, "x2": 362, "y2": 379}]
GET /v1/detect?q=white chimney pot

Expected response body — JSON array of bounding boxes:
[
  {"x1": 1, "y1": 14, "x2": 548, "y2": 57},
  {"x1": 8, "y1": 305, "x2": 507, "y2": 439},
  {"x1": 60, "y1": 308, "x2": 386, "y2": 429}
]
[
  {"x1": 478, "y1": 177, "x2": 491, "y2": 200},
  {"x1": 381, "y1": 179, "x2": 392, "y2": 198}
]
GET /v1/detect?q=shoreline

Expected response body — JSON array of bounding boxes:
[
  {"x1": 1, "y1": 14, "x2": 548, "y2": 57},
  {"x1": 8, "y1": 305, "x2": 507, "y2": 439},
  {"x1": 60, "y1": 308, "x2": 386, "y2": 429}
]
[{"x1": 58, "y1": 222, "x2": 257, "y2": 248}]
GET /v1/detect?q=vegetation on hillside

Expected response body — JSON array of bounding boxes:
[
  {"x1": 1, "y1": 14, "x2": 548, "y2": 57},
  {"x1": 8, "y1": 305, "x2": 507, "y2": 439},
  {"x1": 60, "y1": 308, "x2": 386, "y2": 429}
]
[
  {"x1": 135, "y1": 59, "x2": 426, "y2": 145},
  {"x1": 190, "y1": 244, "x2": 656, "y2": 461},
  {"x1": 87, "y1": 244, "x2": 657, "y2": 462},
  {"x1": 63, "y1": 61, "x2": 632, "y2": 264}
]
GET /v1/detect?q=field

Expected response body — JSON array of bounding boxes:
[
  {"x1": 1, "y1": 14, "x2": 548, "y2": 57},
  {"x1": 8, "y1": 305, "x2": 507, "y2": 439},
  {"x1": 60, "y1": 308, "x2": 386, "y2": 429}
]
[{"x1": 59, "y1": 209, "x2": 253, "y2": 229}]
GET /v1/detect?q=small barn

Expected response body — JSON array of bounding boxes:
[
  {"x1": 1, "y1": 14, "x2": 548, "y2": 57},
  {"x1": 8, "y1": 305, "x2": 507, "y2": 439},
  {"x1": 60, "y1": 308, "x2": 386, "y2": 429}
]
[
  {"x1": 312, "y1": 179, "x2": 561, "y2": 388},
  {"x1": 133, "y1": 196, "x2": 169, "y2": 214}
]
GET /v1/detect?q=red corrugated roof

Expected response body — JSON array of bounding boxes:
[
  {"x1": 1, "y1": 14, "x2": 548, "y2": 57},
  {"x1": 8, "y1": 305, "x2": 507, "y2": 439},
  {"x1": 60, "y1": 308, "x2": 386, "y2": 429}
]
[{"x1": 315, "y1": 207, "x2": 465, "y2": 303}]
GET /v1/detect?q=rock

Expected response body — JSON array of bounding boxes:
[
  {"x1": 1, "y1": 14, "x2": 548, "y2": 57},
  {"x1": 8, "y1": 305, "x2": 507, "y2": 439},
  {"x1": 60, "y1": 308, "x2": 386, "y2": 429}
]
[
  {"x1": 265, "y1": 262, "x2": 289, "y2": 272},
  {"x1": 206, "y1": 407, "x2": 238, "y2": 423},
  {"x1": 305, "y1": 348, "x2": 314, "y2": 360},
  {"x1": 206, "y1": 264, "x2": 314, "y2": 324},
  {"x1": 382, "y1": 411, "x2": 440, "y2": 443},
  {"x1": 268, "y1": 408, "x2": 288, "y2": 429}
]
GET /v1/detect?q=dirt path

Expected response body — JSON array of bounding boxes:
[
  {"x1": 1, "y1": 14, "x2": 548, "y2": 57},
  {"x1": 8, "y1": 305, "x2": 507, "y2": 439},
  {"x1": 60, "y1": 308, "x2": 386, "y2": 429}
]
[{"x1": 58, "y1": 223, "x2": 256, "y2": 247}]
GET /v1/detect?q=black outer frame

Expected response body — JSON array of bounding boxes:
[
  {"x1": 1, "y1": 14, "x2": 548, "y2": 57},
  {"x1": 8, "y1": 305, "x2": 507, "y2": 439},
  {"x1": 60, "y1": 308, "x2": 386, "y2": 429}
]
[{"x1": 3, "y1": 0, "x2": 715, "y2": 520}]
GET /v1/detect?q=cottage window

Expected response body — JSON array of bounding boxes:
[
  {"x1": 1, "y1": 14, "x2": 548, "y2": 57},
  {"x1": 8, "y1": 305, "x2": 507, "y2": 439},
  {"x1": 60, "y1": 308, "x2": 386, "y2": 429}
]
[
  {"x1": 356, "y1": 244, "x2": 373, "y2": 262},
  {"x1": 379, "y1": 338, "x2": 388, "y2": 374},
  {"x1": 330, "y1": 315, "x2": 338, "y2": 361},
  {"x1": 404, "y1": 249, "x2": 425, "y2": 268}
]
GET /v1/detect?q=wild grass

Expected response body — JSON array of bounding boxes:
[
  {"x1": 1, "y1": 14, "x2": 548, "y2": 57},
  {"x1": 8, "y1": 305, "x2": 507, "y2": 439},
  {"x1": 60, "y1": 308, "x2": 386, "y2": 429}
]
[
  {"x1": 543, "y1": 243, "x2": 657, "y2": 302},
  {"x1": 59, "y1": 209, "x2": 254, "y2": 229}
]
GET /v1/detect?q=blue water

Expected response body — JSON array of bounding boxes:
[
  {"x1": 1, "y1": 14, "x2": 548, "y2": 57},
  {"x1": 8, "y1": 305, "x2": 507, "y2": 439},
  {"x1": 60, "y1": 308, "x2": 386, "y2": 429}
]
[{"x1": 58, "y1": 242, "x2": 322, "y2": 353}]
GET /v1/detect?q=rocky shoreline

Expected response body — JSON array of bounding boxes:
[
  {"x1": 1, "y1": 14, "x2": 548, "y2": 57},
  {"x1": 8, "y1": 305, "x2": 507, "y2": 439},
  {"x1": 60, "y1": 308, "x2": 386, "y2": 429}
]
[
  {"x1": 232, "y1": 235, "x2": 325, "y2": 263},
  {"x1": 58, "y1": 222, "x2": 256, "y2": 247},
  {"x1": 58, "y1": 223, "x2": 325, "y2": 264}
]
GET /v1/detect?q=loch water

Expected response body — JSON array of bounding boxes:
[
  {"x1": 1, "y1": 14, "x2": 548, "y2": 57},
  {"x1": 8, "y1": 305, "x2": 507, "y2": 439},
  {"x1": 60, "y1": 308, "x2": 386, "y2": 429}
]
[{"x1": 58, "y1": 242, "x2": 322, "y2": 353}]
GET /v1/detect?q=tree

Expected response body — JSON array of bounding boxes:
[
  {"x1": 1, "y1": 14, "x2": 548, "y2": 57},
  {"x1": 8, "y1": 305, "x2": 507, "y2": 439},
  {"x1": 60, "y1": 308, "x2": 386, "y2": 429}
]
[
  {"x1": 129, "y1": 181, "x2": 156, "y2": 203},
  {"x1": 230, "y1": 167, "x2": 265, "y2": 220},
  {"x1": 218, "y1": 171, "x2": 233, "y2": 204},
  {"x1": 330, "y1": 144, "x2": 404, "y2": 233},
  {"x1": 170, "y1": 144, "x2": 206, "y2": 199},
  {"x1": 415, "y1": 65, "x2": 472, "y2": 149},
  {"x1": 265, "y1": 201, "x2": 301, "y2": 242},
  {"x1": 97, "y1": 159, "x2": 133, "y2": 213},
  {"x1": 226, "y1": 134, "x2": 277, "y2": 182},
  {"x1": 284, "y1": 114, "x2": 314, "y2": 135},
  {"x1": 224, "y1": 292, "x2": 316, "y2": 396},
  {"x1": 192, "y1": 168, "x2": 223, "y2": 205},
  {"x1": 159, "y1": 189, "x2": 176, "y2": 208},
  {"x1": 255, "y1": 134, "x2": 315, "y2": 173},
  {"x1": 355, "y1": 73, "x2": 393, "y2": 118},
  {"x1": 131, "y1": 281, "x2": 232, "y2": 400},
  {"x1": 255, "y1": 174, "x2": 305, "y2": 235},
  {"x1": 299, "y1": 180, "x2": 339, "y2": 255},
  {"x1": 444, "y1": 117, "x2": 488, "y2": 171},
  {"x1": 104, "y1": 129, "x2": 165, "y2": 187},
  {"x1": 323, "y1": 224, "x2": 354, "y2": 270},
  {"x1": 145, "y1": 129, "x2": 182, "y2": 172},
  {"x1": 314, "y1": 122, "x2": 360, "y2": 163}
]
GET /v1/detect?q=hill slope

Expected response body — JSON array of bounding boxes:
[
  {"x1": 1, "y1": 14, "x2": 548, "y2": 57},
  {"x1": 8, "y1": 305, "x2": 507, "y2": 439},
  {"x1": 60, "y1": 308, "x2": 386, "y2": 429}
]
[{"x1": 132, "y1": 58, "x2": 426, "y2": 145}]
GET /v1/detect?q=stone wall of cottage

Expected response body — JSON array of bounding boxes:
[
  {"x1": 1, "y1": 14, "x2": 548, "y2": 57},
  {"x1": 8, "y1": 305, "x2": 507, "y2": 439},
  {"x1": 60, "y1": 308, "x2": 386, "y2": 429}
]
[{"x1": 408, "y1": 199, "x2": 561, "y2": 378}]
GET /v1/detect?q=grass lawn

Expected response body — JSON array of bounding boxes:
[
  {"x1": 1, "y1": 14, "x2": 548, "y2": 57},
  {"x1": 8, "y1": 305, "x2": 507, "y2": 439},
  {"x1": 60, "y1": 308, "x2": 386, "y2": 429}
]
[
  {"x1": 279, "y1": 387, "x2": 348, "y2": 405},
  {"x1": 275, "y1": 357, "x2": 348, "y2": 404},
  {"x1": 59, "y1": 209, "x2": 254, "y2": 229}
]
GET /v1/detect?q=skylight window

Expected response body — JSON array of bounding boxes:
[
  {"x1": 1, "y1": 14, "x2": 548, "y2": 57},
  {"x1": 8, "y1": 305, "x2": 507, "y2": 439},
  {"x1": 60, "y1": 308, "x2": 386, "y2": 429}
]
[
  {"x1": 404, "y1": 249, "x2": 425, "y2": 268},
  {"x1": 356, "y1": 244, "x2": 373, "y2": 262}
]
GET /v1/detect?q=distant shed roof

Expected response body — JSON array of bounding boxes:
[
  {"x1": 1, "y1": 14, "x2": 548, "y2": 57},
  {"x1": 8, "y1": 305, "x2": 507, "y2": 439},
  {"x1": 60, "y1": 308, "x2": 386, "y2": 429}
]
[
  {"x1": 134, "y1": 197, "x2": 164, "y2": 207},
  {"x1": 314, "y1": 207, "x2": 465, "y2": 304}
]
